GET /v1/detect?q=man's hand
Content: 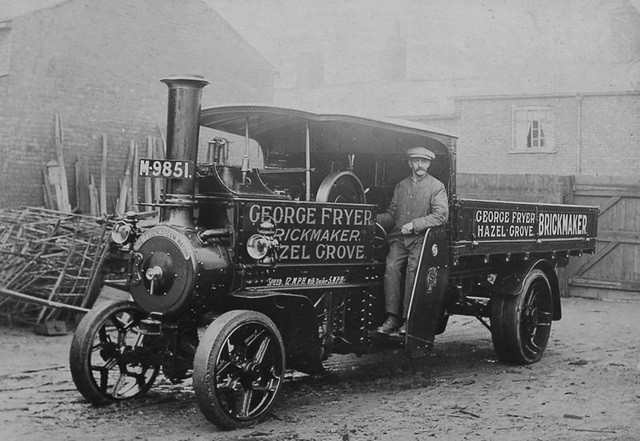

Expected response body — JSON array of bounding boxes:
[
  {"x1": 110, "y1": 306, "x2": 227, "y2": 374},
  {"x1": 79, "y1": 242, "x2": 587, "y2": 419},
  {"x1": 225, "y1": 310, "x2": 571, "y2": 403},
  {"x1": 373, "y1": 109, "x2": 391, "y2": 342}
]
[{"x1": 401, "y1": 222, "x2": 414, "y2": 235}]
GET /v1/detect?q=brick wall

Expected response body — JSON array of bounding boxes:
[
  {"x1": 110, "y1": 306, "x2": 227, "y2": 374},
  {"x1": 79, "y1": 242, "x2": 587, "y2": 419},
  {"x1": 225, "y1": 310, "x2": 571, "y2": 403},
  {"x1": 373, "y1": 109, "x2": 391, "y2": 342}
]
[
  {"x1": 452, "y1": 96, "x2": 580, "y2": 175},
  {"x1": 580, "y1": 94, "x2": 640, "y2": 176},
  {"x1": 418, "y1": 92, "x2": 640, "y2": 178},
  {"x1": 0, "y1": 0, "x2": 274, "y2": 210}
]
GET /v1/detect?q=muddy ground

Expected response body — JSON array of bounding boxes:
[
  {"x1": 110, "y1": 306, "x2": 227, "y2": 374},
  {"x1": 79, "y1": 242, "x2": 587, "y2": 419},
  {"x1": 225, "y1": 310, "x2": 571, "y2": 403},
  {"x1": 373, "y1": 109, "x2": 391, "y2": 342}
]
[{"x1": 1, "y1": 295, "x2": 639, "y2": 441}]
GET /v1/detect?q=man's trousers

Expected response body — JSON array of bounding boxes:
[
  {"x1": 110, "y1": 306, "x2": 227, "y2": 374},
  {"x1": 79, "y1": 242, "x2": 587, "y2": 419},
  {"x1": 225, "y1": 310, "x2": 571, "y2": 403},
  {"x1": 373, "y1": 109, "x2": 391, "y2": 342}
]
[{"x1": 383, "y1": 234, "x2": 425, "y2": 320}]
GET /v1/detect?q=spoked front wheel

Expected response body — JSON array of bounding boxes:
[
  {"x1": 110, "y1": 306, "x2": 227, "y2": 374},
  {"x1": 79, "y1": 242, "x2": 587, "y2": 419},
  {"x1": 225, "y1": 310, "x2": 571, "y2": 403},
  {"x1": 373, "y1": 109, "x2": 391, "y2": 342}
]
[
  {"x1": 69, "y1": 300, "x2": 161, "y2": 405},
  {"x1": 491, "y1": 269, "x2": 554, "y2": 364},
  {"x1": 193, "y1": 310, "x2": 285, "y2": 430}
]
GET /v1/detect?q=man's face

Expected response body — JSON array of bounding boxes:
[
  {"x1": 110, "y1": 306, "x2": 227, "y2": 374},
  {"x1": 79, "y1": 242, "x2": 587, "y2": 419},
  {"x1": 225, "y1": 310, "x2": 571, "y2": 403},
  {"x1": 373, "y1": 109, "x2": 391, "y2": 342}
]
[{"x1": 408, "y1": 157, "x2": 431, "y2": 178}]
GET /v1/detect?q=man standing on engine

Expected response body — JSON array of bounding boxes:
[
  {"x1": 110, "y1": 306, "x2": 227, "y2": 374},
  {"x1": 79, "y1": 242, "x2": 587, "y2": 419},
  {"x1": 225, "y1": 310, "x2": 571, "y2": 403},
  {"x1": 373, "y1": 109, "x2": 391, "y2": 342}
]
[{"x1": 375, "y1": 147, "x2": 449, "y2": 335}]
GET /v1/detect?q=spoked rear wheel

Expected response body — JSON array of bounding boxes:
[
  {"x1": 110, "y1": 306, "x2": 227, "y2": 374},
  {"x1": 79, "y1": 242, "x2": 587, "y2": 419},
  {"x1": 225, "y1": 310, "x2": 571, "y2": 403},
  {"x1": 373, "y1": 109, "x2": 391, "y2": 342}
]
[
  {"x1": 491, "y1": 269, "x2": 553, "y2": 364},
  {"x1": 69, "y1": 300, "x2": 160, "y2": 404},
  {"x1": 193, "y1": 310, "x2": 285, "y2": 430}
]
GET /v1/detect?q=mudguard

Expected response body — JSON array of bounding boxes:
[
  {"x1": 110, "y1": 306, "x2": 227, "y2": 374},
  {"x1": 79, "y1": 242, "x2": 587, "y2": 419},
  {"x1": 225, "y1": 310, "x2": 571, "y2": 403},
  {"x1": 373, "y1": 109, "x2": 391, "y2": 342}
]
[
  {"x1": 229, "y1": 291, "x2": 324, "y2": 374},
  {"x1": 405, "y1": 225, "x2": 450, "y2": 352},
  {"x1": 493, "y1": 259, "x2": 562, "y2": 321}
]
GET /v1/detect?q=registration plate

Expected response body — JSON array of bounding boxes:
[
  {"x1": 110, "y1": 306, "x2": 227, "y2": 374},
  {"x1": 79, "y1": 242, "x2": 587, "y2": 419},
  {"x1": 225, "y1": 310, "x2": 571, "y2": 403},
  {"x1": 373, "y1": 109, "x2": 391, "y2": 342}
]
[{"x1": 139, "y1": 159, "x2": 194, "y2": 179}]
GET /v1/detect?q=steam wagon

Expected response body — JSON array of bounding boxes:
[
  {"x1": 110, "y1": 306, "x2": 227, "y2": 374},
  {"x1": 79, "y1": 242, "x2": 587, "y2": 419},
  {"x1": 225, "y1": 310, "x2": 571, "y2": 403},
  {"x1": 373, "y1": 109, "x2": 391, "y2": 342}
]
[{"x1": 70, "y1": 76, "x2": 598, "y2": 429}]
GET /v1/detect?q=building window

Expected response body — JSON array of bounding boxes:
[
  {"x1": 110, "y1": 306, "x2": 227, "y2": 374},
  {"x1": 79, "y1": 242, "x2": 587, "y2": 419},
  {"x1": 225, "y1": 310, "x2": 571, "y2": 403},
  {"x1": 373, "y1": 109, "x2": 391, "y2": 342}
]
[
  {"x1": 0, "y1": 23, "x2": 11, "y2": 77},
  {"x1": 512, "y1": 107, "x2": 555, "y2": 153}
]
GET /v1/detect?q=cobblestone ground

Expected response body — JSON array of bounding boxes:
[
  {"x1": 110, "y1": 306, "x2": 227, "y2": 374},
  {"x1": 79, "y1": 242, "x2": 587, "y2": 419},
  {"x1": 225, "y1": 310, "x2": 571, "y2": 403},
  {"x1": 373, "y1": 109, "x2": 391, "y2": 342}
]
[{"x1": 1, "y1": 296, "x2": 639, "y2": 441}]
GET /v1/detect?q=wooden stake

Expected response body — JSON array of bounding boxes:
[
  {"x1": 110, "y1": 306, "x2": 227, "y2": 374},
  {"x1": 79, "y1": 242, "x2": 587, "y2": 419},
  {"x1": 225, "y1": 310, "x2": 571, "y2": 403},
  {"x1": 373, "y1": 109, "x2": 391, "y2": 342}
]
[
  {"x1": 47, "y1": 160, "x2": 63, "y2": 211},
  {"x1": 54, "y1": 113, "x2": 71, "y2": 212},
  {"x1": 75, "y1": 157, "x2": 90, "y2": 214},
  {"x1": 153, "y1": 136, "x2": 164, "y2": 203},
  {"x1": 131, "y1": 141, "x2": 139, "y2": 211},
  {"x1": 115, "y1": 141, "x2": 134, "y2": 217},
  {"x1": 145, "y1": 136, "x2": 153, "y2": 208},
  {"x1": 42, "y1": 168, "x2": 56, "y2": 210},
  {"x1": 100, "y1": 134, "x2": 108, "y2": 216},
  {"x1": 89, "y1": 175, "x2": 99, "y2": 216}
]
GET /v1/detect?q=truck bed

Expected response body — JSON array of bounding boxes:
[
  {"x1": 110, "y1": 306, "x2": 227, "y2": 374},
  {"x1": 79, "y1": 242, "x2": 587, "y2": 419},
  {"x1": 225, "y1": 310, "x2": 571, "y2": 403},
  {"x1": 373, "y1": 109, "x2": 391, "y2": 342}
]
[{"x1": 451, "y1": 198, "x2": 598, "y2": 259}]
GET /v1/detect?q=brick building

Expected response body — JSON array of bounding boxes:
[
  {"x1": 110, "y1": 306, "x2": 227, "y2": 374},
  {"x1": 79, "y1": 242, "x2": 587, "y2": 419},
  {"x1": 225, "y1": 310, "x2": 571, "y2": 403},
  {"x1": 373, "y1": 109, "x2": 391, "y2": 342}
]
[
  {"x1": 415, "y1": 0, "x2": 640, "y2": 178},
  {"x1": 420, "y1": 90, "x2": 640, "y2": 177},
  {"x1": 0, "y1": 0, "x2": 274, "y2": 210},
  {"x1": 212, "y1": 0, "x2": 639, "y2": 179}
]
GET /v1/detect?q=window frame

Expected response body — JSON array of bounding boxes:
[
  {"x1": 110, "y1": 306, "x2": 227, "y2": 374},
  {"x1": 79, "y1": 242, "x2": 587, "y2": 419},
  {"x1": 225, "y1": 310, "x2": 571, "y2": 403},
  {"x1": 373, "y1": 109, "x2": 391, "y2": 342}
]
[{"x1": 511, "y1": 106, "x2": 556, "y2": 154}]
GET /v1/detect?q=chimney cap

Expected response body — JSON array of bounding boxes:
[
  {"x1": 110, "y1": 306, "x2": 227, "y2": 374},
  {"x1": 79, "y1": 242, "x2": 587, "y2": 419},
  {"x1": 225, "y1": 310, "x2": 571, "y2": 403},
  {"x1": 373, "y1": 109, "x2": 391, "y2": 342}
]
[{"x1": 161, "y1": 74, "x2": 209, "y2": 88}]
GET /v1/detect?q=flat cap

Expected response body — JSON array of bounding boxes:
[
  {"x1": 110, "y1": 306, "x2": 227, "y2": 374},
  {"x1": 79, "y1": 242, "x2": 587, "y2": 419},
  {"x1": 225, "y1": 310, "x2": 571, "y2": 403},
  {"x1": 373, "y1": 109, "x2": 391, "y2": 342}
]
[{"x1": 406, "y1": 147, "x2": 435, "y2": 160}]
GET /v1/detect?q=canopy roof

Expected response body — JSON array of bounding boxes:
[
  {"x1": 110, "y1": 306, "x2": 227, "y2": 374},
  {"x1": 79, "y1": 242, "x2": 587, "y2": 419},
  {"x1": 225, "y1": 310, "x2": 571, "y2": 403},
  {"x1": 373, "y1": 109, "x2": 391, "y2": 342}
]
[{"x1": 199, "y1": 105, "x2": 456, "y2": 158}]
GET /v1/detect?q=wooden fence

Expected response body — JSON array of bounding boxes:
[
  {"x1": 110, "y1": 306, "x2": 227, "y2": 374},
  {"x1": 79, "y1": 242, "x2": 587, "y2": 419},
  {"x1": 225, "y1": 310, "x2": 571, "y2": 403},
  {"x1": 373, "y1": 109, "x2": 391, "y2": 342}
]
[
  {"x1": 567, "y1": 175, "x2": 640, "y2": 302},
  {"x1": 456, "y1": 173, "x2": 572, "y2": 204}
]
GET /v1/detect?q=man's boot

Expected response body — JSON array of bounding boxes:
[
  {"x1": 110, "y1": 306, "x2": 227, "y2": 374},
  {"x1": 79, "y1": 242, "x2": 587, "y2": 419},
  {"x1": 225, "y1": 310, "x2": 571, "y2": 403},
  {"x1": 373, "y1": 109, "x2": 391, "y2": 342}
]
[{"x1": 376, "y1": 314, "x2": 399, "y2": 334}]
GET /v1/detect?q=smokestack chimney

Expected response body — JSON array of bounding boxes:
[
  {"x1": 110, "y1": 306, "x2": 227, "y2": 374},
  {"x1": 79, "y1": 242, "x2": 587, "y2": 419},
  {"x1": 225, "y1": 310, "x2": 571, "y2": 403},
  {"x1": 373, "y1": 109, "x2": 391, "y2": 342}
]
[{"x1": 159, "y1": 75, "x2": 209, "y2": 227}]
